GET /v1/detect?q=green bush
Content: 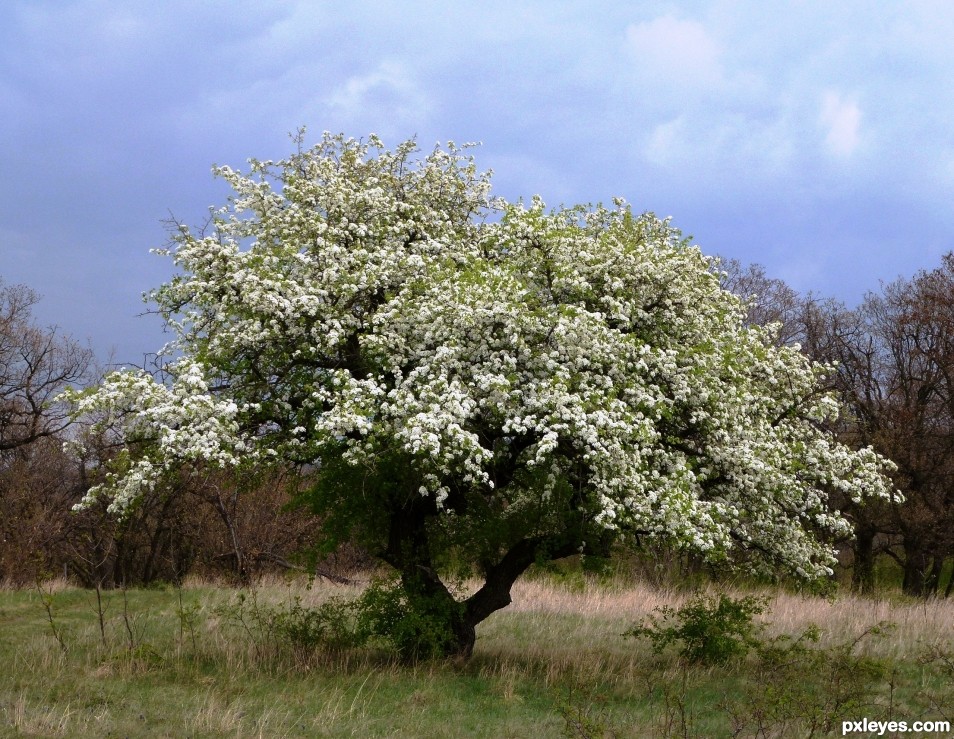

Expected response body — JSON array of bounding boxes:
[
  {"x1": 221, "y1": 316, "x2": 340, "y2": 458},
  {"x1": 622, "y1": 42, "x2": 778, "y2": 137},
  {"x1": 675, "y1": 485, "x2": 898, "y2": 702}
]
[
  {"x1": 625, "y1": 593, "x2": 768, "y2": 665},
  {"x1": 271, "y1": 596, "x2": 359, "y2": 651},
  {"x1": 217, "y1": 578, "x2": 465, "y2": 661},
  {"x1": 354, "y1": 579, "x2": 463, "y2": 661}
]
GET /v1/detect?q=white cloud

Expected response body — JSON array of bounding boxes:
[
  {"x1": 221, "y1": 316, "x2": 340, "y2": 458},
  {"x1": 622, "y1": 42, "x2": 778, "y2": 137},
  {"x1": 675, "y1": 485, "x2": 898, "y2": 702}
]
[
  {"x1": 623, "y1": 15, "x2": 723, "y2": 89},
  {"x1": 645, "y1": 117, "x2": 685, "y2": 165},
  {"x1": 640, "y1": 111, "x2": 796, "y2": 186},
  {"x1": 819, "y1": 91, "x2": 862, "y2": 158},
  {"x1": 621, "y1": 12, "x2": 796, "y2": 177},
  {"x1": 325, "y1": 61, "x2": 429, "y2": 134}
]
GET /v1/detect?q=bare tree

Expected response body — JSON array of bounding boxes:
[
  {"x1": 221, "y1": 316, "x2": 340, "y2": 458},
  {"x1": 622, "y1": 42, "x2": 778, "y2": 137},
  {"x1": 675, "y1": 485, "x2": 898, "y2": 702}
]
[
  {"x1": 717, "y1": 258, "x2": 954, "y2": 595},
  {"x1": 0, "y1": 279, "x2": 92, "y2": 452},
  {"x1": 800, "y1": 260, "x2": 954, "y2": 596},
  {"x1": 716, "y1": 257, "x2": 806, "y2": 346}
]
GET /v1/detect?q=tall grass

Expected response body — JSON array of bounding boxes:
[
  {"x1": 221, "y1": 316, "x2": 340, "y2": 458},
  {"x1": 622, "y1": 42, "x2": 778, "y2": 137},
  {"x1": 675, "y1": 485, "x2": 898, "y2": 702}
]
[{"x1": 1, "y1": 575, "x2": 952, "y2": 737}]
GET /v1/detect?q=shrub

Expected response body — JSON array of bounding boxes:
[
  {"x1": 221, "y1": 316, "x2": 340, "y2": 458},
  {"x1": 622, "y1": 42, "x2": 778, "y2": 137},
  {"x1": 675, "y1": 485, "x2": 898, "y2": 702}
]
[
  {"x1": 217, "y1": 578, "x2": 465, "y2": 662},
  {"x1": 271, "y1": 596, "x2": 359, "y2": 652},
  {"x1": 625, "y1": 593, "x2": 768, "y2": 665},
  {"x1": 353, "y1": 579, "x2": 463, "y2": 661}
]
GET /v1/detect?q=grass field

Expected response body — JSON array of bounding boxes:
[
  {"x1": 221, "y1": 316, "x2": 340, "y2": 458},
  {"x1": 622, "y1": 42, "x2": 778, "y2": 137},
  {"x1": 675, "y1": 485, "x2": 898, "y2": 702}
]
[{"x1": 1, "y1": 575, "x2": 952, "y2": 737}]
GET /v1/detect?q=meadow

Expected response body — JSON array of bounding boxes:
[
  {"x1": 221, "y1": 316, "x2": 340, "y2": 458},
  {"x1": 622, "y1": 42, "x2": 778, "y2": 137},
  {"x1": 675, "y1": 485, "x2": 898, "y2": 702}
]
[{"x1": 1, "y1": 574, "x2": 952, "y2": 738}]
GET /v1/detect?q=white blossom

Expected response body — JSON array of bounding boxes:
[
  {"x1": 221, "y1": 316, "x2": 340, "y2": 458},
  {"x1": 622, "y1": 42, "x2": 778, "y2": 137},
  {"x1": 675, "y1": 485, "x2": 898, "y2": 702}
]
[{"x1": 61, "y1": 133, "x2": 896, "y2": 578}]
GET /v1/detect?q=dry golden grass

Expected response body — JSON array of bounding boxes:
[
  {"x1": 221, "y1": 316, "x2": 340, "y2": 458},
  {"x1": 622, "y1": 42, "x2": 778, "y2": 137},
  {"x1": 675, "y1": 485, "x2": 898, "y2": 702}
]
[
  {"x1": 506, "y1": 576, "x2": 948, "y2": 621},
  {"x1": 507, "y1": 576, "x2": 683, "y2": 616},
  {"x1": 498, "y1": 576, "x2": 954, "y2": 657},
  {"x1": 1, "y1": 575, "x2": 72, "y2": 592}
]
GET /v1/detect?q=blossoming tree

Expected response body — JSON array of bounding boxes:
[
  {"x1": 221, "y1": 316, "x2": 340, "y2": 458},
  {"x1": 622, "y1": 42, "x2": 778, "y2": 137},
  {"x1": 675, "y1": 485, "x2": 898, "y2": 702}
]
[{"x1": 66, "y1": 134, "x2": 893, "y2": 658}]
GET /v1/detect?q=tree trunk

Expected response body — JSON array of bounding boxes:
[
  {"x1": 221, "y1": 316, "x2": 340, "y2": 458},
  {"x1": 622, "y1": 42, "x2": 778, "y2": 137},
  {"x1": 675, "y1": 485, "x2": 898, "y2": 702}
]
[
  {"x1": 382, "y1": 494, "x2": 583, "y2": 660},
  {"x1": 901, "y1": 543, "x2": 937, "y2": 597},
  {"x1": 382, "y1": 493, "x2": 471, "y2": 659},
  {"x1": 927, "y1": 556, "x2": 944, "y2": 595},
  {"x1": 395, "y1": 536, "x2": 582, "y2": 660}
]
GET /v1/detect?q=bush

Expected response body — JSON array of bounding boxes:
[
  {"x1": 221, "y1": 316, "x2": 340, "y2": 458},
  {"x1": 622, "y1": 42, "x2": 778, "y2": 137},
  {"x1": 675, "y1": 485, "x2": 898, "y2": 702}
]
[
  {"x1": 625, "y1": 593, "x2": 768, "y2": 665},
  {"x1": 353, "y1": 579, "x2": 463, "y2": 661},
  {"x1": 217, "y1": 577, "x2": 465, "y2": 662},
  {"x1": 271, "y1": 596, "x2": 360, "y2": 652}
]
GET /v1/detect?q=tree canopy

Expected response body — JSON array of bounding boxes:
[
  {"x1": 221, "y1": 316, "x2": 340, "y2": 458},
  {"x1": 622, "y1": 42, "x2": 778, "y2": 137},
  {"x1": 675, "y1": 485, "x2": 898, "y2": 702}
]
[{"x1": 64, "y1": 133, "x2": 894, "y2": 657}]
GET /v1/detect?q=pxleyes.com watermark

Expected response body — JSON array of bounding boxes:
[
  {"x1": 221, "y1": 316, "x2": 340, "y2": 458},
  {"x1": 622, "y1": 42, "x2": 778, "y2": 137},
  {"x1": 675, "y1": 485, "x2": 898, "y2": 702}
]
[{"x1": 842, "y1": 718, "x2": 951, "y2": 736}]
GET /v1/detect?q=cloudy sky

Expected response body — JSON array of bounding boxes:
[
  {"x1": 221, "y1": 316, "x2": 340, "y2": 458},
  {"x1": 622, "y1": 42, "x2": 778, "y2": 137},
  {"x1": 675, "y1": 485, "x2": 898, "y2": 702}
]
[{"x1": 2, "y1": 0, "x2": 953, "y2": 364}]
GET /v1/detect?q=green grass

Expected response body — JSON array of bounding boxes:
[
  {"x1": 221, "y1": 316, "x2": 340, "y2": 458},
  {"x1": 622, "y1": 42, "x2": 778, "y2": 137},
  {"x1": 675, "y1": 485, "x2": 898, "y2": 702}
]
[{"x1": 1, "y1": 577, "x2": 952, "y2": 737}]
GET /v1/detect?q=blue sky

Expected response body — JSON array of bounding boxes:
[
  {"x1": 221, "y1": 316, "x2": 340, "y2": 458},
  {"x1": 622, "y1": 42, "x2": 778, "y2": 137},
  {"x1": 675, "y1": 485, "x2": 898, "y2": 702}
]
[{"x1": 3, "y1": 1, "x2": 953, "y2": 364}]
